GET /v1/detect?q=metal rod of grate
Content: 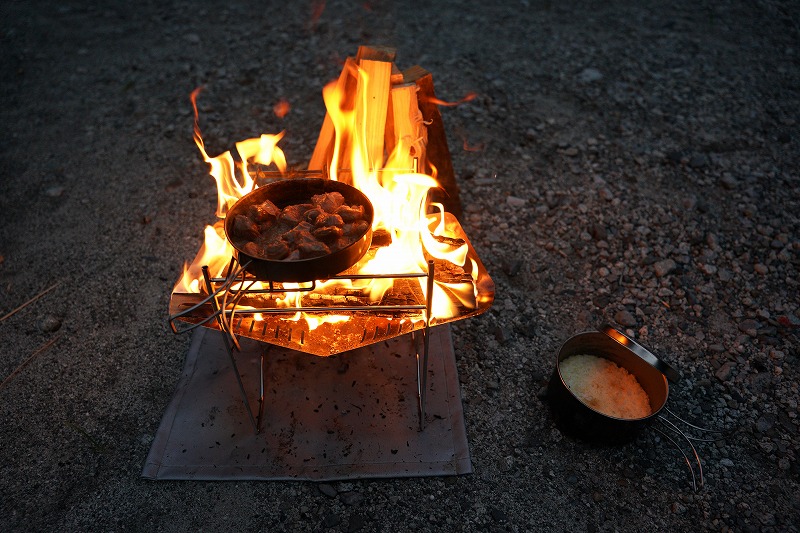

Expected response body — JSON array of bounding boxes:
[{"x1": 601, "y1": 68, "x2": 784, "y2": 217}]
[{"x1": 169, "y1": 256, "x2": 436, "y2": 433}]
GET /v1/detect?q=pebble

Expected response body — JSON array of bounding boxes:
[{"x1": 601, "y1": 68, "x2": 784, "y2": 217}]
[
  {"x1": 578, "y1": 67, "x2": 603, "y2": 83},
  {"x1": 322, "y1": 512, "x2": 341, "y2": 528},
  {"x1": 756, "y1": 414, "x2": 775, "y2": 433},
  {"x1": 653, "y1": 259, "x2": 677, "y2": 277},
  {"x1": 506, "y1": 195, "x2": 526, "y2": 208},
  {"x1": 715, "y1": 361, "x2": 735, "y2": 382},
  {"x1": 318, "y1": 483, "x2": 337, "y2": 498},
  {"x1": 38, "y1": 315, "x2": 62, "y2": 333},
  {"x1": 738, "y1": 319, "x2": 759, "y2": 337},
  {"x1": 45, "y1": 186, "x2": 65, "y2": 197},
  {"x1": 614, "y1": 310, "x2": 637, "y2": 327},
  {"x1": 754, "y1": 263, "x2": 768, "y2": 275},
  {"x1": 339, "y1": 491, "x2": 364, "y2": 506}
]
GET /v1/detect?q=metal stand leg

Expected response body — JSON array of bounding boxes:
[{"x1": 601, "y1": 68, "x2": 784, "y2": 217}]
[
  {"x1": 416, "y1": 260, "x2": 435, "y2": 431},
  {"x1": 202, "y1": 266, "x2": 261, "y2": 435}
]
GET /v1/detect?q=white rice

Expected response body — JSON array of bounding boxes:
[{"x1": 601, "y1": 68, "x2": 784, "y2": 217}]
[{"x1": 559, "y1": 354, "x2": 651, "y2": 419}]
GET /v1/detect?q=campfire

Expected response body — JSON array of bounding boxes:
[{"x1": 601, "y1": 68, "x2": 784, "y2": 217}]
[{"x1": 169, "y1": 46, "x2": 494, "y2": 357}]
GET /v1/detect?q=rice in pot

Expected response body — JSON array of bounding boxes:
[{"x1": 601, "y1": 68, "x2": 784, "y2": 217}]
[{"x1": 559, "y1": 354, "x2": 651, "y2": 419}]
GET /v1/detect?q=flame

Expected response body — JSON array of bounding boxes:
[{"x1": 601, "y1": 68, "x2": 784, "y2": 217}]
[
  {"x1": 422, "y1": 91, "x2": 477, "y2": 107},
  {"x1": 190, "y1": 87, "x2": 286, "y2": 218},
  {"x1": 177, "y1": 62, "x2": 480, "y2": 332}
]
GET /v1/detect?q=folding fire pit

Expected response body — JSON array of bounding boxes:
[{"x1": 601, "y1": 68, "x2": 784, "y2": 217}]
[{"x1": 168, "y1": 46, "x2": 494, "y2": 434}]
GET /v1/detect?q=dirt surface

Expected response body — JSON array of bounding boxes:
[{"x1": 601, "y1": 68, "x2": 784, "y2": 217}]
[{"x1": 1, "y1": 1, "x2": 799, "y2": 531}]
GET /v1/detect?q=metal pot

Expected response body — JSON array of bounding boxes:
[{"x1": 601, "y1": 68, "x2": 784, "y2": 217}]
[
  {"x1": 547, "y1": 326, "x2": 680, "y2": 444},
  {"x1": 224, "y1": 178, "x2": 374, "y2": 282}
]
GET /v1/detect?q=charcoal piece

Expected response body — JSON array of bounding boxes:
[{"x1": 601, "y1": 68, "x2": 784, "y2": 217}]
[
  {"x1": 336, "y1": 204, "x2": 364, "y2": 222},
  {"x1": 371, "y1": 227, "x2": 392, "y2": 246},
  {"x1": 243, "y1": 241, "x2": 262, "y2": 257},
  {"x1": 311, "y1": 191, "x2": 345, "y2": 212},
  {"x1": 232, "y1": 214, "x2": 259, "y2": 240},
  {"x1": 315, "y1": 212, "x2": 344, "y2": 228},
  {"x1": 343, "y1": 219, "x2": 370, "y2": 237},
  {"x1": 298, "y1": 240, "x2": 330, "y2": 259},
  {"x1": 265, "y1": 240, "x2": 290, "y2": 259},
  {"x1": 248, "y1": 199, "x2": 280, "y2": 222},
  {"x1": 313, "y1": 226, "x2": 343, "y2": 242},
  {"x1": 285, "y1": 249, "x2": 301, "y2": 261}
]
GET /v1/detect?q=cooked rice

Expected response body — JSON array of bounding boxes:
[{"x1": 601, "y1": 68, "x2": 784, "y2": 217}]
[{"x1": 560, "y1": 354, "x2": 651, "y2": 419}]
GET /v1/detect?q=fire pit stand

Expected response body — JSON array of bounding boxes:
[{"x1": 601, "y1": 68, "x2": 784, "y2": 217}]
[{"x1": 169, "y1": 256, "x2": 437, "y2": 434}]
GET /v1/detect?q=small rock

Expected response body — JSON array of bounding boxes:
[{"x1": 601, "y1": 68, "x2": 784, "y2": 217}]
[
  {"x1": 589, "y1": 223, "x2": 607, "y2": 241},
  {"x1": 339, "y1": 491, "x2": 364, "y2": 506},
  {"x1": 756, "y1": 414, "x2": 775, "y2": 433},
  {"x1": 754, "y1": 263, "x2": 768, "y2": 275},
  {"x1": 45, "y1": 186, "x2": 65, "y2": 197},
  {"x1": 563, "y1": 147, "x2": 579, "y2": 157},
  {"x1": 38, "y1": 315, "x2": 62, "y2": 333},
  {"x1": 506, "y1": 195, "x2": 526, "y2": 208},
  {"x1": 578, "y1": 67, "x2": 603, "y2": 83},
  {"x1": 346, "y1": 514, "x2": 366, "y2": 532},
  {"x1": 489, "y1": 507, "x2": 508, "y2": 523},
  {"x1": 614, "y1": 309, "x2": 637, "y2": 327},
  {"x1": 322, "y1": 512, "x2": 341, "y2": 529},
  {"x1": 185, "y1": 33, "x2": 201, "y2": 44},
  {"x1": 738, "y1": 319, "x2": 759, "y2": 337},
  {"x1": 492, "y1": 326, "x2": 513, "y2": 344},
  {"x1": 654, "y1": 258, "x2": 677, "y2": 277},
  {"x1": 688, "y1": 154, "x2": 709, "y2": 169},
  {"x1": 719, "y1": 458, "x2": 734, "y2": 467},
  {"x1": 318, "y1": 483, "x2": 337, "y2": 498},
  {"x1": 715, "y1": 361, "x2": 735, "y2": 382},
  {"x1": 720, "y1": 174, "x2": 738, "y2": 189}
]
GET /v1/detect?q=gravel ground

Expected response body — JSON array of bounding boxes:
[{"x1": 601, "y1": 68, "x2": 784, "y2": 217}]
[{"x1": 2, "y1": 1, "x2": 799, "y2": 531}]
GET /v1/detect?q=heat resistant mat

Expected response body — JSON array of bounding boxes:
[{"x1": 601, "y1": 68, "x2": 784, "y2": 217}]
[{"x1": 142, "y1": 325, "x2": 471, "y2": 480}]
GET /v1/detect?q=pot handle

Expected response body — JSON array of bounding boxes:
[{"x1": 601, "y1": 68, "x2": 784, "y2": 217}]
[{"x1": 600, "y1": 325, "x2": 682, "y2": 383}]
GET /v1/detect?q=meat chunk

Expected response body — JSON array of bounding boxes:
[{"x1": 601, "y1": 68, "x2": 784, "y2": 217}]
[
  {"x1": 279, "y1": 204, "x2": 311, "y2": 226},
  {"x1": 314, "y1": 212, "x2": 344, "y2": 228},
  {"x1": 264, "y1": 240, "x2": 290, "y2": 260},
  {"x1": 248, "y1": 199, "x2": 280, "y2": 223},
  {"x1": 304, "y1": 207, "x2": 323, "y2": 224},
  {"x1": 243, "y1": 241, "x2": 263, "y2": 257},
  {"x1": 343, "y1": 219, "x2": 370, "y2": 237},
  {"x1": 311, "y1": 191, "x2": 345, "y2": 213},
  {"x1": 313, "y1": 226, "x2": 343, "y2": 242},
  {"x1": 281, "y1": 221, "x2": 315, "y2": 245},
  {"x1": 298, "y1": 240, "x2": 330, "y2": 259},
  {"x1": 232, "y1": 214, "x2": 260, "y2": 240},
  {"x1": 336, "y1": 204, "x2": 364, "y2": 222}
]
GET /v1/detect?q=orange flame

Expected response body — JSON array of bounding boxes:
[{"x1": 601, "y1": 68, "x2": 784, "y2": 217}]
[
  {"x1": 423, "y1": 91, "x2": 477, "y2": 107},
  {"x1": 178, "y1": 64, "x2": 479, "y2": 329}
]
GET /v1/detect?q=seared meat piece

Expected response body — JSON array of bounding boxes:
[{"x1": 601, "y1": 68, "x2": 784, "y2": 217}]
[
  {"x1": 248, "y1": 199, "x2": 280, "y2": 223},
  {"x1": 243, "y1": 241, "x2": 263, "y2": 257},
  {"x1": 304, "y1": 207, "x2": 323, "y2": 224},
  {"x1": 298, "y1": 240, "x2": 330, "y2": 258},
  {"x1": 265, "y1": 240, "x2": 290, "y2": 260},
  {"x1": 311, "y1": 191, "x2": 345, "y2": 213},
  {"x1": 281, "y1": 221, "x2": 315, "y2": 245},
  {"x1": 279, "y1": 204, "x2": 309, "y2": 226},
  {"x1": 343, "y1": 219, "x2": 370, "y2": 237},
  {"x1": 314, "y1": 212, "x2": 344, "y2": 228},
  {"x1": 336, "y1": 204, "x2": 364, "y2": 222},
  {"x1": 313, "y1": 225, "x2": 343, "y2": 242},
  {"x1": 232, "y1": 214, "x2": 260, "y2": 240}
]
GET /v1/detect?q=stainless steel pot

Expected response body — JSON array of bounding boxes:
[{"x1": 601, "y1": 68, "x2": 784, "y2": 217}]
[{"x1": 547, "y1": 326, "x2": 681, "y2": 444}]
